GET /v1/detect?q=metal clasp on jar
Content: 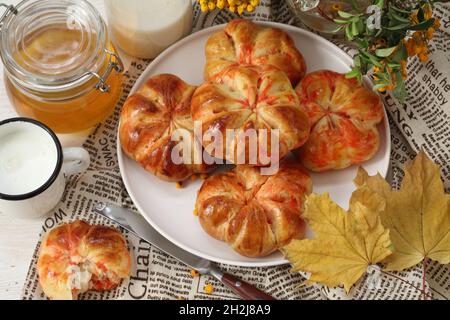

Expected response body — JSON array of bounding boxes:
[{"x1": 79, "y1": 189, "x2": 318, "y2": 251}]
[
  {"x1": 1, "y1": 2, "x2": 123, "y2": 94},
  {"x1": 86, "y1": 49, "x2": 124, "y2": 93},
  {"x1": 0, "y1": 3, "x2": 18, "y2": 29}
]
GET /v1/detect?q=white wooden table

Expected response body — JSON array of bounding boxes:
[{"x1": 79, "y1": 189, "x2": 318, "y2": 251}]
[{"x1": 0, "y1": 0, "x2": 126, "y2": 300}]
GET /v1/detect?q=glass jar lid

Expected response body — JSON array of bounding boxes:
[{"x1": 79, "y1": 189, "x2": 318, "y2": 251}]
[{"x1": 0, "y1": 0, "x2": 122, "y2": 95}]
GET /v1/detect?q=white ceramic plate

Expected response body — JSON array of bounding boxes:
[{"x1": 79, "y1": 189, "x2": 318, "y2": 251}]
[{"x1": 117, "y1": 22, "x2": 391, "y2": 267}]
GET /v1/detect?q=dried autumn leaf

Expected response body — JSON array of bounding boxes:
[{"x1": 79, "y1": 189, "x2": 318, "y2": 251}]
[
  {"x1": 355, "y1": 151, "x2": 450, "y2": 271},
  {"x1": 283, "y1": 191, "x2": 393, "y2": 293}
]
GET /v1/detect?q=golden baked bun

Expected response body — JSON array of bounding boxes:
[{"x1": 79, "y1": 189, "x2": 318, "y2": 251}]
[
  {"x1": 195, "y1": 161, "x2": 312, "y2": 257},
  {"x1": 37, "y1": 221, "x2": 131, "y2": 300},
  {"x1": 295, "y1": 70, "x2": 384, "y2": 172},
  {"x1": 120, "y1": 74, "x2": 214, "y2": 182},
  {"x1": 205, "y1": 19, "x2": 306, "y2": 85},
  {"x1": 192, "y1": 65, "x2": 310, "y2": 165}
]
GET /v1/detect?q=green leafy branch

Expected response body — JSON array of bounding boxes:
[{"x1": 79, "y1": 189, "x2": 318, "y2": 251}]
[{"x1": 335, "y1": 0, "x2": 439, "y2": 102}]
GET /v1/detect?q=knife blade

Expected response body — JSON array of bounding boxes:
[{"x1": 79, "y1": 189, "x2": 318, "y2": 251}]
[{"x1": 94, "y1": 203, "x2": 276, "y2": 300}]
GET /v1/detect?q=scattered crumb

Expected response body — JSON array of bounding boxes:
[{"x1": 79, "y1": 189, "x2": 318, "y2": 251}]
[
  {"x1": 176, "y1": 181, "x2": 184, "y2": 189},
  {"x1": 204, "y1": 284, "x2": 214, "y2": 294},
  {"x1": 200, "y1": 174, "x2": 209, "y2": 180},
  {"x1": 190, "y1": 269, "x2": 200, "y2": 277}
]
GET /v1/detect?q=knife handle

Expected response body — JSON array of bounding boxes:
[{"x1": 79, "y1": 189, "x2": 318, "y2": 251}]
[{"x1": 222, "y1": 273, "x2": 276, "y2": 300}]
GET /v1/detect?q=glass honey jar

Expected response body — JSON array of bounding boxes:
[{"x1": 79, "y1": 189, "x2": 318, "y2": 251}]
[{"x1": 0, "y1": 0, "x2": 124, "y2": 133}]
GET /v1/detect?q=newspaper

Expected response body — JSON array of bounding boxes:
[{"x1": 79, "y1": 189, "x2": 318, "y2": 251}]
[{"x1": 21, "y1": 1, "x2": 450, "y2": 300}]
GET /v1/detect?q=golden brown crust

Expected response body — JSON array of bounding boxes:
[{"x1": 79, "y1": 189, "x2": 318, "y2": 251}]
[
  {"x1": 119, "y1": 74, "x2": 214, "y2": 182},
  {"x1": 196, "y1": 161, "x2": 312, "y2": 257},
  {"x1": 295, "y1": 70, "x2": 384, "y2": 172},
  {"x1": 192, "y1": 65, "x2": 310, "y2": 165},
  {"x1": 205, "y1": 19, "x2": 307, "y2": 85},
  {"x1": 37, "y1": 221, "x2": 131, "y2": 300}
]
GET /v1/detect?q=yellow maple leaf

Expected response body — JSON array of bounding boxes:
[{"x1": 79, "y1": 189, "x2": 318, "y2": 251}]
[
  {"x1": 355, "y1": 151, "x2": 450, "y2": 271},
  {"x1": 283, "y1": 190, "x2": 393, "y2": 293}
]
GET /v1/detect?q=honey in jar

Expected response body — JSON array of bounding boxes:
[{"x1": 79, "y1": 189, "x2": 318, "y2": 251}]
[{"x1": 0, "y1": 0, "x2": 124, "y2": 133}]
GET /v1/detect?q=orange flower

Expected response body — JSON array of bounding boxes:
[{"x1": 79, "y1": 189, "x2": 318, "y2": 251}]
[
  {"x1": 374, "y1": 38, "x2": 388, "y2": 48},
  {"x1": 331, "y1": 3, "x2": 343, "y2": 12},
  {"x1": 419, "y1": 52, "x2": 429, "y2": 62},
  {"x1": 401, "y1": 60, "x2": 408, "y2": 80},
  {"x1": 434, "y1": 19, "x2": 441, "y2": 29},
  {"x1": 412, "y1": 31, "x2": 423, "y2": 42},
  {"x1": 427, "y1": 27, "x2": 435, "y2": 40},
  {"x1": 406, "y1": 39, "x2": 416, "y2": 57},
  {"x1": 415, "y1": 44, "x2": 426, "y2": 55}
]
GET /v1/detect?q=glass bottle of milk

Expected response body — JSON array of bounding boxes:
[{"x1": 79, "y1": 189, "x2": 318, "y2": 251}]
[{"x1": 104, "y1": 0, "x2": 193, "y2": 59}]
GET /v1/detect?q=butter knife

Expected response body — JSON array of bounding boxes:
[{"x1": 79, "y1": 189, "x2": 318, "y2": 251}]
[{"x1": 94, "y1": 203, "x2": 276, "y2": 300}]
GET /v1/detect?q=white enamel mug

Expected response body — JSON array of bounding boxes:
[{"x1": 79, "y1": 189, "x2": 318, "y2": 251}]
[{"x1": 0, "y1": 118, "x2": 90, "y2": 219}]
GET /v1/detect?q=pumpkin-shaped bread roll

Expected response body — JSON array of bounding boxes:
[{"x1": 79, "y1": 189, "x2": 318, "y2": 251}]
[
  {"x1": 119, "y1": 74, "x2": 214, "y2": 182},
  {"x1": 37, "y1": 221, "x2": 131, "y2": 300},
  {"x1": 192, "y1": 65, "x2": 310, "y2": 165},
  {"x1": 195, "y1": 161, "x2": 312, "y2": 257},
  {"x1": 205, "y1": 19, "x2": 306, "y2": 85},
  {"x1": 295, "y1": 70, "x2": 384, "y2": 172}
]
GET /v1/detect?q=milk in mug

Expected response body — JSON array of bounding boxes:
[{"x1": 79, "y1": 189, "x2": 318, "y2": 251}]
[
  {"x1": 104, "y1": 0, "x2": 193, "y2": 59},
  {"x1": 0, "y1": 122, "x2": 58, "y2": 196},
  {"x1": 0, "y1": 118, "x2": 90, "y2": 219}
]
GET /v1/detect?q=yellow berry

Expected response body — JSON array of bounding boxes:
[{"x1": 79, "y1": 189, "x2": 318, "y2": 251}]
[
  {"x1": 238, "y1": 4, "x2": 245, "y2": 15},
  {"x1": 229, "y1": 5, "x2": 236, "y2": 12},
  {"x1": 190, "y1": 269, "x2": 200, "y2": 277},
  {"x1": 247, "y1": 4, "x2": 254, "y2": 12},
  {"x1": 250, "y1": 0, "x2": 259, "y2": 6},
  {"x1": 208, "y1": 1, "x2": 216, "y2": 10},
  {"x1": 217, "y1": 0, "x2": 226, "y2": 9},
  {"x1": 204, "y1": 284, "x2": 214, "y2": 294},
  {"x1": 201, "y1": 4, "x2": 209, "y2": 12},
  {"x1": 228, "y1": 0, "x2": 236, "y2": 6}
]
